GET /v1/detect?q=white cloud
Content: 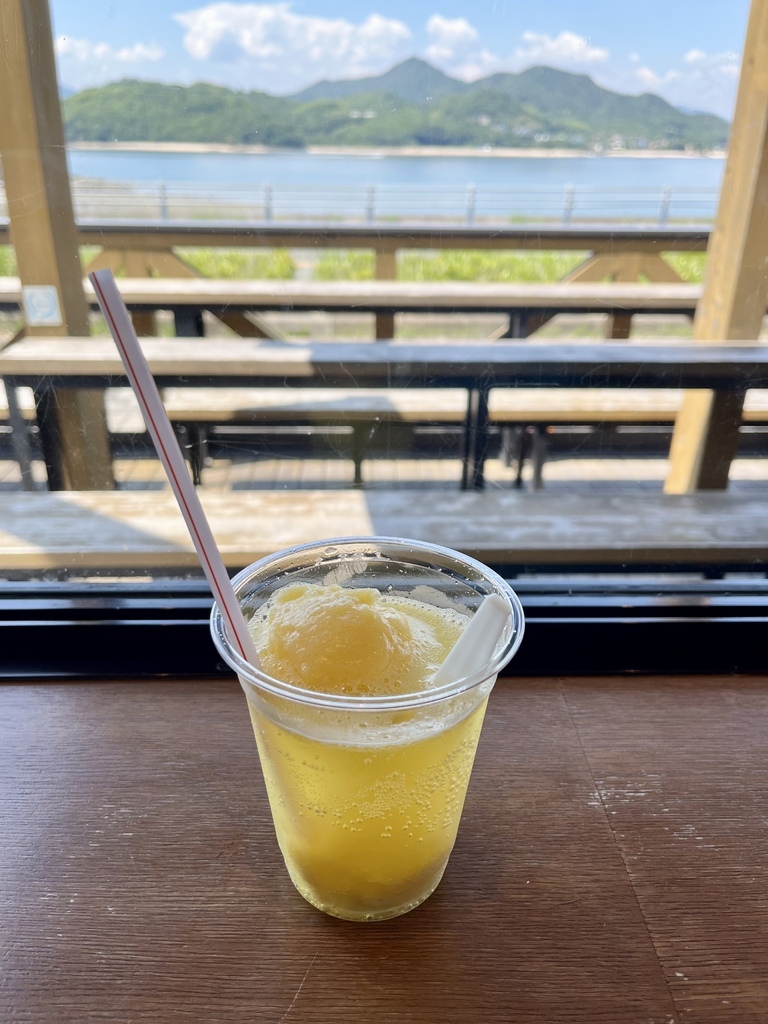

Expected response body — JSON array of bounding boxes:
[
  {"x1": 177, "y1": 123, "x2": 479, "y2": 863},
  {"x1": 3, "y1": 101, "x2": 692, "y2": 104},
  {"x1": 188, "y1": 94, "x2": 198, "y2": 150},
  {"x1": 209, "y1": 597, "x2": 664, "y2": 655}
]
[
  {"x1": 635, "y1": 66, "x2": 664, "y2": 88},
  {"x1": 514, "y1": 30, "x2": 608, "y2": 66},
  {"x1": 612, "y1": 48, "x2": 740, "y2": 118},
  {"x1": 421, "y1": 21, "x2": 610, "y2": 85},
  {"x1": 683, "y1": 47, "x2": 740, "y2": 77},
  {"x1": 173, "y1": 2, "x2": 412, "y2": 90},
  {"x1": 55, "y1": 36, "x2": 164, "y2": 90},
  {"x1": 424, "y1": 14, "x2": 492, "y2": 79},
  {"x1": 425, "y1": 15, "x2": 478, "y2": 62},
  {"x1": 56, "y1": 38, "x2": 164, "y2": 63}
]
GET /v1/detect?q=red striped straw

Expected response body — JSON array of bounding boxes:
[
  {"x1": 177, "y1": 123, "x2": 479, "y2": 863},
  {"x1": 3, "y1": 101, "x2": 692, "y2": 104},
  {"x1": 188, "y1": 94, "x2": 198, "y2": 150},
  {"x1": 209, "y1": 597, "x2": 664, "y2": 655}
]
[{"x1": 89, "y1": 268, "x2": 260, "y2": 667}]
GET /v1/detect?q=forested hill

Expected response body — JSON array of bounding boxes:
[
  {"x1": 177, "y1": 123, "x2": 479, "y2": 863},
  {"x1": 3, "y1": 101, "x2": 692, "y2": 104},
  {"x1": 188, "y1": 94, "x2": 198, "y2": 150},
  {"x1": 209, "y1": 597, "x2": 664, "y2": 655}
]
[{"x1": 62, "y1": 58, "x2": 729, "y2": 152}]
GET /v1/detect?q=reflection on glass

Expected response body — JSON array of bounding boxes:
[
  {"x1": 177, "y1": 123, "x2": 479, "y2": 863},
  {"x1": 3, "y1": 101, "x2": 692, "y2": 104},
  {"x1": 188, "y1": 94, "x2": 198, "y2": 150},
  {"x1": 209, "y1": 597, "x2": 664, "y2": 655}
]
[{"x1": 0, "y1": 1, "x2": 762, "y2": 592}]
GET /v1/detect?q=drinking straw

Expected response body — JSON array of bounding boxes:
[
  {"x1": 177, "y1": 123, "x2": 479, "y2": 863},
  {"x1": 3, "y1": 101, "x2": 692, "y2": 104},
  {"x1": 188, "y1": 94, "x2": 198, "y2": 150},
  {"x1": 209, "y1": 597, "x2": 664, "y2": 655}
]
[{"x1": 89, "y1": 268, "x2": 260, "y2": 667}]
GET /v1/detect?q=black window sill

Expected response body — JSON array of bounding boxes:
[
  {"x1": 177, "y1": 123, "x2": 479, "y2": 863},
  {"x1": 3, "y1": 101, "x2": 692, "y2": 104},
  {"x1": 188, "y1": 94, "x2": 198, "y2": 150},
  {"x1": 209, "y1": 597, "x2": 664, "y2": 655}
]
[{"x1": 2, "y1": 577, "x2": 767, "y2": 679}]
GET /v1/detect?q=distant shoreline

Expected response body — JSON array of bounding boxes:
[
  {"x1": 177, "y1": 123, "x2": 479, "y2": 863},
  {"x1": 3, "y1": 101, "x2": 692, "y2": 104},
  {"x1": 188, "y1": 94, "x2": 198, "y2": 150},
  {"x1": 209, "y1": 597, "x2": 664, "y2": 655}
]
[{"x1": 67, "y1": 141, "x2": 727, "y2": 160}]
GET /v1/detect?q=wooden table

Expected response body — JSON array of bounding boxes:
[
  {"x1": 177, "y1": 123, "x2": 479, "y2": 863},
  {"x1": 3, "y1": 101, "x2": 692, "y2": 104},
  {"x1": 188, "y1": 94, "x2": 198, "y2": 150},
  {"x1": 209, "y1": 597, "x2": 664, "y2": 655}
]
[
  {"x1": 0, "y1": 276, "x2": 703, "y2": 339},
  {"x1": 4, "y1": 336, "x2": 768, "y2": 489},
  {"x1": 8, "y1": 337, "x2": 768, "y2": 389},
  {"x1": 2, "y1": 675, "x2": 767, "y2": 1022}
]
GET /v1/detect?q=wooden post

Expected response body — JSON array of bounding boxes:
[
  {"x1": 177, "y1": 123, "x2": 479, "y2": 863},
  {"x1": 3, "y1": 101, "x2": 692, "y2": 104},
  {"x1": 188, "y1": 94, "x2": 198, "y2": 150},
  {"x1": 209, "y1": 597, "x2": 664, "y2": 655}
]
[
  {"x1": 665, "y1": 0, "x2": 768, "y2": 493},
  {"x1": 374, "y1": 244, "x2": 397, "y2": 340},
  {"x1": 0, "y1": 0, "x2": 113, "y2": 489},
  {"x1": 123, "y1": 251, "x2": 158, "y2": 336}
]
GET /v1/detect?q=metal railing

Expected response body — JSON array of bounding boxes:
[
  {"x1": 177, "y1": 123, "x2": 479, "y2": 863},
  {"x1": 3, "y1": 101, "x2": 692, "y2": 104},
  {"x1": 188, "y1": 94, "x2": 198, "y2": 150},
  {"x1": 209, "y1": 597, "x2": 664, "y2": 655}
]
[{"x1": 0, "y1": 181, "x2": 719, "y2": 228}]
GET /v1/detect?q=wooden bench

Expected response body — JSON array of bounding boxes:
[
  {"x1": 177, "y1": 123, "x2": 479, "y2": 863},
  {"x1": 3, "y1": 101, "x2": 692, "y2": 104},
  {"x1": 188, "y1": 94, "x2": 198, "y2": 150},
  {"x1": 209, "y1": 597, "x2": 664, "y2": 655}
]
[
  {"x1": 159, "y1": 384, "x2": 768, "y2": 487},
  {"x1": 161, "y1": 386, "x2": 469, "y2": 484},
  {"x1": 1, "y1": 489, "x2": 766, "y2": 574},
  {"x1": 488, "y1": 387, "x2": 768, "y2": 486},
  {"x1": 0, "y1": 276, "x2": 702, "y2": 339}
]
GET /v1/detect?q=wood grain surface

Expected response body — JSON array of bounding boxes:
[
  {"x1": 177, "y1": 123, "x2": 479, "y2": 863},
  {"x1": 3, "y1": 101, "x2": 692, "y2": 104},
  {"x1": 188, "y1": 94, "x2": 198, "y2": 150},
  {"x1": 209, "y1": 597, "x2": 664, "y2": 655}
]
[
  {"x1": 0, "y1": 222, "x2": 712, "y2": 255},
  {"x1": 6, "y1": 338, "x2": 768, "y2": 391},
  {"x1": 0, "y1": 275, "x2": 704, "y2": 311},
  {"x1": 47, "y1": 384, "x2": 768, "y2": 434},
  {"x1": 2, "y1": 490, "x2": 768, "y2": 571},
  {"x1": 3, "y1": 676, "x2": 767, "y2": 1022}
]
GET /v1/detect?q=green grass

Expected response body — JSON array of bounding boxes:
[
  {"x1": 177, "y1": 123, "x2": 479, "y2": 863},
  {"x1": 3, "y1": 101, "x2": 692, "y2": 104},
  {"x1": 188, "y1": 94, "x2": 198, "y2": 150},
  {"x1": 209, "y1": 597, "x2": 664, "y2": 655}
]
[
  {"x1": 5, "y1": 244, "x2": 708, "y2": 286},
  {"x1": 177, "y1": 247, "x2": 295, "y2": 279},
  {"x1": 0, "y1": 247, "x2": 17, "y2": 275},
  {"x1": 77, "y1": 246, "x2": 296, "y2": 280},
  {"x1": 401, "y1": 250, "x2": 589, "y2": 282},
  {"x1": 313, "y1": 249, "x2": 591, "y2": 282},
  {"x1": 314, "y1": 250, "x2": 375, "y2": 280},
  {"x1": 664, "y1": 252, "x2": 706, "y2": 282}
]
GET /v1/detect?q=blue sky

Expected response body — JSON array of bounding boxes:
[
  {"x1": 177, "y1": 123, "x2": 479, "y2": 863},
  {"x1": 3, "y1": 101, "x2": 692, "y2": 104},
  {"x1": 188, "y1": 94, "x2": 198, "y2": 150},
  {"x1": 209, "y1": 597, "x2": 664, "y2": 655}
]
[{"x1": 50, "y1": 0, "x2": 751, "y2": 119}]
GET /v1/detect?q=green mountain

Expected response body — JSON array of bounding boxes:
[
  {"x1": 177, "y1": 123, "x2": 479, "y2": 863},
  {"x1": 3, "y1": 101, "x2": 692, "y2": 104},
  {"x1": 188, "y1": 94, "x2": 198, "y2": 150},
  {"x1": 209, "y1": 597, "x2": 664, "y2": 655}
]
[
  {"x1": 466, "y1": 66, "x2": 727, "y2": 148},
  {"x1": 62, "y1": 59, "x2": 730, "y2": 151},
  {"x1": 290, "y1": 56, "x2": 469, "y2": 105},
  {"x1": 63, "y1": 80, "x2": 299, "y2": 146}
]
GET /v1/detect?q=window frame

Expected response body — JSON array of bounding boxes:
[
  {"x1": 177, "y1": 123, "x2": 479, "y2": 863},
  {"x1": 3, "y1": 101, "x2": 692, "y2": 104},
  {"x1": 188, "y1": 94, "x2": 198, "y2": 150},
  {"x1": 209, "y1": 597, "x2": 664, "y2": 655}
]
[{"x1": 3, "y1": 576, "x2": 767, "y2": 679}]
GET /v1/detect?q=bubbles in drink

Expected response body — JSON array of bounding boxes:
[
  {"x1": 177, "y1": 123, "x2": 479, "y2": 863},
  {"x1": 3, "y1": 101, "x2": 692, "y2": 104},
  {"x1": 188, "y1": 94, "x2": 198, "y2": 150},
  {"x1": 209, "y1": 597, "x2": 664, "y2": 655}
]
[{"x1": 245, "y1": 581, "x2": 489, "y2": 921}]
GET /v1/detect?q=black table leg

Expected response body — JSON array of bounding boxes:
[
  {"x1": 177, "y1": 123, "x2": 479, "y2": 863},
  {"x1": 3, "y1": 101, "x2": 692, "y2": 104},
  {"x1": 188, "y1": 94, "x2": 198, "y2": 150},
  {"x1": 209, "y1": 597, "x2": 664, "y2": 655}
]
[
  {"x1": 173, "y1": 309, "x2": 205, "y2": 337},
  {"x1": 5, "y1": 382, "x2": 36, "y2": 491},
  {"x1": 32, "y1": 384, "x2": 65, "y2": 490},
  {"x1": 503, "y1": 311, "x2": 528, "y2": 338},
  {"x1": 461, "y1": 386, "x2": 491, "y2": 491}
]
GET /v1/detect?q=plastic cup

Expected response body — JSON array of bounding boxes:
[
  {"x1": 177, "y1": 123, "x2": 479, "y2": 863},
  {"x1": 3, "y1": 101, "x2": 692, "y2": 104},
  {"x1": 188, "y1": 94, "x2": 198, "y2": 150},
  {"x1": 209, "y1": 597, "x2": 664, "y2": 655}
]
[{"x1": 210, "y1": 537, "x2": 525, "y2": 922}]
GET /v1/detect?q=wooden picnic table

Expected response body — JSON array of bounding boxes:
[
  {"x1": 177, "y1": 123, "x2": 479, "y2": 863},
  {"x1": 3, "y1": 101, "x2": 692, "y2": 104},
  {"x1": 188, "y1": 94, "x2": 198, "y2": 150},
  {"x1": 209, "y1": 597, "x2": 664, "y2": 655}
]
[
  {"x1": 3, "y1": 672, "x2": 768, "y2": 1023},
  {"x1": 3, "y1": 337, "x2": 768, "y2": 489},
  {"x1": 0, "y1": 276, "x2": 703, "y2": 339},
  {"x1": 5, "y1": 336, "x2": 768, "y2": 388}
]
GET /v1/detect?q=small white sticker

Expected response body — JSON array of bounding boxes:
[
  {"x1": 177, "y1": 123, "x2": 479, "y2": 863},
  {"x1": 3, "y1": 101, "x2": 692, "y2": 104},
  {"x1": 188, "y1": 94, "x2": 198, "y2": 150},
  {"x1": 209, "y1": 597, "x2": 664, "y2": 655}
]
[{"x1": 22, "y1": 285, "x2": 63, "y2": 327}]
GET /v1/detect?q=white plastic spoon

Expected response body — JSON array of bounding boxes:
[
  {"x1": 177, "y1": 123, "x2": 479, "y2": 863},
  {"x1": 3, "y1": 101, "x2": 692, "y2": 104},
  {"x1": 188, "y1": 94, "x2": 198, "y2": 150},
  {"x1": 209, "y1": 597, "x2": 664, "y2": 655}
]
[{"x1": 433, "y1": 593, "x2": 510, "y2": 686}]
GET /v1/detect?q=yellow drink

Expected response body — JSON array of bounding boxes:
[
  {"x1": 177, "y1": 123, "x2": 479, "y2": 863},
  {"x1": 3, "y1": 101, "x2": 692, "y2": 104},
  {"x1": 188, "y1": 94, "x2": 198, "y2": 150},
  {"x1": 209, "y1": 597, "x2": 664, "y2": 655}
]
[
  {"x1": 247, "y1": 583, "x2": 487, "y2": 921},
  {"x1": 210, "y1": 538, "x2": 524, "y2": 923},
  {"x1": 248, "y1": 690, "x2": 488, "y2": 921}
]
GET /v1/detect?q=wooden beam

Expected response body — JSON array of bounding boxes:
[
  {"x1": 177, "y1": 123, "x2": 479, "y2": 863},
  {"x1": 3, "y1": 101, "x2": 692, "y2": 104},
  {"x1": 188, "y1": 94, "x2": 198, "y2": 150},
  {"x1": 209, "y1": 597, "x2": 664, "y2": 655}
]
[
  {"x1": 0, "y1": 0, "x2": 112, "y2": 489},
  {"x1": 375, "y1": 245, "x2": 397, "y2": 339},
  {"x1": 666, "y1": 0, "x2": 768, "y2": 493},
  {"x1": 122, "y1": 251, "x2": 157, "y2": 336},
  {"x1": 636, "y1": 254, "x2": 685, "y2": 284},
  {"x1": 0, "y1": 223, "x2": 713, "y2": 255}
]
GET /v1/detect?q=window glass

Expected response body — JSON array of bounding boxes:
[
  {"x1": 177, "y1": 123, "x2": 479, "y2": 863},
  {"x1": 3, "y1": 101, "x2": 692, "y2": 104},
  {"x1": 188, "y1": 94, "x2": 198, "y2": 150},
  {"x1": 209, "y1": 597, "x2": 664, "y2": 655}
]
[{"x1": 0, "y1": 0, "x2": 761, "y2": 604}]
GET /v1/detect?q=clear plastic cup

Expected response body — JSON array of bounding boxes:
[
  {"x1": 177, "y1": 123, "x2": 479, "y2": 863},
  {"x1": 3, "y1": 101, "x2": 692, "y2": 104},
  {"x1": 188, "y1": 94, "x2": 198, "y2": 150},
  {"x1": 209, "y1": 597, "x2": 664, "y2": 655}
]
[{"x1": 210, "y1": 537, "x2": 524, "y2": 922}]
